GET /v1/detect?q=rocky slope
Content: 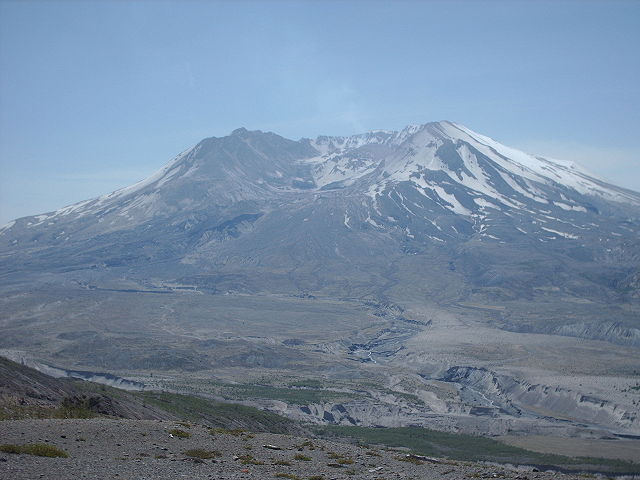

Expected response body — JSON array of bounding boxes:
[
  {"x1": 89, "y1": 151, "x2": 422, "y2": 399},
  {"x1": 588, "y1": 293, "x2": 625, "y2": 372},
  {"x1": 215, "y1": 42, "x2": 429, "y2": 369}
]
[{"x1": 0, "y1": 418, "x2": 626, "y2": 480}]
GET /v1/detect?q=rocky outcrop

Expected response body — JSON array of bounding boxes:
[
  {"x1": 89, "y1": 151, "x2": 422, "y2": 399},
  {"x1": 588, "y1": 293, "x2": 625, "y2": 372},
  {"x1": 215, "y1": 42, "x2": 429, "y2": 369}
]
[{"x1": 439, "y1": 367, "x2": 639, "y2": 434}]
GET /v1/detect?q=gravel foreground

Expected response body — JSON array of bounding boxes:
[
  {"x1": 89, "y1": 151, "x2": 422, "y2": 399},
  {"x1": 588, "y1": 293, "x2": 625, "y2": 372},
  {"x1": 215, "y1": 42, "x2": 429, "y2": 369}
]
[{"x1": 0, "y1": 419, "x2": 590, "y2": 480}]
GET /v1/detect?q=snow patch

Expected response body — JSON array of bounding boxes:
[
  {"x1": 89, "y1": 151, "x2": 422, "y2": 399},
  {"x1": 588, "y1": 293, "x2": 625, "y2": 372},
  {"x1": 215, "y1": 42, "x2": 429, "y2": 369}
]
[{"x1": 540, "y1": 227, "x2": 579, "y2": 239}]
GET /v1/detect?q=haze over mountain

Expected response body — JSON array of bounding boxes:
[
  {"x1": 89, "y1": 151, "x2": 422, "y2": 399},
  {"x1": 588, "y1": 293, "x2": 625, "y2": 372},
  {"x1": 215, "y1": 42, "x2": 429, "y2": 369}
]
[{"x1": 1, "y1": 121, "x2": 639, "y2": 441}]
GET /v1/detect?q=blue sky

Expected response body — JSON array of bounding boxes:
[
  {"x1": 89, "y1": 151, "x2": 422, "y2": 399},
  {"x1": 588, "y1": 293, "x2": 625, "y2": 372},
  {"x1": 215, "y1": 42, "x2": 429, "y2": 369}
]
[{"x1": 1, "y1": 0, "x2": 639, "y2": 224}]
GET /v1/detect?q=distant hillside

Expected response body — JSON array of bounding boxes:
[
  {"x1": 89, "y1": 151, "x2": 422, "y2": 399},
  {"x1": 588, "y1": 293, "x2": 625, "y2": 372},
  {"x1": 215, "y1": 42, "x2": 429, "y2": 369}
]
[{"x1": 0, "y1": 356, "x2": 299, "y2": 434}]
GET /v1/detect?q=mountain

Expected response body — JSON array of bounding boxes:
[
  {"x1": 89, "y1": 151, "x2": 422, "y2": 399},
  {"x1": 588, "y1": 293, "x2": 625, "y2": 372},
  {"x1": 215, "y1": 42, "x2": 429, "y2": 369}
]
[
  {"x1": 1, "y1": 121, "x2": 639, "y2": 439},
  {"x1": 2, "y1": 121, "x2": 639, "y2": 313}
]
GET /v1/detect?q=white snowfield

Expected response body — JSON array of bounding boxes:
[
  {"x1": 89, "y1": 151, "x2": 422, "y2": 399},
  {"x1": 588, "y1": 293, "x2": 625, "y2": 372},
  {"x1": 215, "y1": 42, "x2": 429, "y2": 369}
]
[
  {"x1": 306, "y1": 121, "x2": 640, "y2": 214},
  {"x1": 2, "y1": 121, "x2": 639, "y2": 233}
]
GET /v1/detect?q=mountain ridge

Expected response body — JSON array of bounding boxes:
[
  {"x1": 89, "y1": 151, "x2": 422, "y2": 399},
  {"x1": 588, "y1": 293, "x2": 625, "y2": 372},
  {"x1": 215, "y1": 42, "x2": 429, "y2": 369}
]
[
  {"x1": 2, "y1": 121, "x2": 639, "y2": 301},
  {"x1": 2, "y1": 120, "x2": 639, "y2": 234},
  {"x1": 1, "y1": 121, "x2": 639, "y2": 440}
]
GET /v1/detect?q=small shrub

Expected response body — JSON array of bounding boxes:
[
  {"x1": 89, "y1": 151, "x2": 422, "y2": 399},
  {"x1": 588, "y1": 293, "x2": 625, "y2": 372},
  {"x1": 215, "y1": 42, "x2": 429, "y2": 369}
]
[
  {"x1": 239, "y1": 454, "x2": 264, "y2": 465},
  {"x1": 337, "y1": 458, "x2": 354, "y2": 464},
  {"x1": 0, "y1": 445, "x2": 20, "y2": 454},
  {"x1": 183, "y1": 448, "x2": 221, "y2": 459},
  {"x1": 294, "y1": 453, "x2": 311, "y2": 461},
  {"x1": 0, "y1": 443, "x2": 68, "y2": 458},
  {"x1": 168, "y1": 429, "x2": 190, "y2": 438},
  {"x1": 397, "y1": 455, "x2": 423, "y2": 465}
]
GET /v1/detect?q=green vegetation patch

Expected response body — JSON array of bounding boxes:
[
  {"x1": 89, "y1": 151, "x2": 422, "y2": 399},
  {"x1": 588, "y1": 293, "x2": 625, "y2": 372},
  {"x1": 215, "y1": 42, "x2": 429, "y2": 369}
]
[
  {"x1": 222, "y1": 384, "x2": 352, "y2": 404},
  {"x1": 397, "y1": 455, "x2": 423, "y2": 465},
  {"x1": 0, "y1": 393, "x2": 106, "y2": 421},
  {"x1": 238, "y1": 454, "x2": 264, "y2": 465},
  {"x1": 289, "y1": 379, "x2": 324, "y2": 388},
  {"x1": 209, "y1": 427, "x2": 246, "y2": 436},
  {"x1": 183, "y1": 448, "x2": 221, "y2": 459},
  {"x1": 0, "y1": 443, "x2": 68, "y2": 458},
  {"x1": 0, "y1": 403, "x2": 99, "y2": 421},
  {"x1": 315, "y1": 426, "x2": 640, "y2": 475},
  {"x1": 138, "y1": 391, "x2": 295, "y2": 434},
  {"x1": 168, "y1": 428, "x2": 190, "y2": 438}
]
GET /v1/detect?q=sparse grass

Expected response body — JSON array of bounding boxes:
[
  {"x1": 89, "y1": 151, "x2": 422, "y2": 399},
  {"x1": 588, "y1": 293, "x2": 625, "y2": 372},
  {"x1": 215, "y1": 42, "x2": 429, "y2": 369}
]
[
  {"x1": 139, "y1": 391, "x2": 295, "y2": 434},
  {"x1": 397, "y1": 455, "x2": 424, "y2": 465},
  {"x1": 209, "y1": 427, "x2": 246, "y2": 436},
  {"x1": 222, "y1": 384, "x2": 353, "y2": 405},
  {"x1": 366, "y1": 449, "x2": 381, "y2": 456},
  {"x1": 289, "y1": 379, "x2": 324, "y2": 388},
  {"x1": 294, "y1": 453, "x2": 312, "y2": 461},
  {"x1": 168, "y1": 428, "x2": 190, "y2": 438},
  {"x1": 177, "y1": 421, "x2": 192, "y2": 428},
  {"x1": 0, "y1": 443, "x2": 68, "y2": 458},
  {"x1": 239, "y1": 454, "x2": 265, "y2": 465},
  {"x1": 327, "y1": 451, "x2": 354, "y2": 464},
  {"x1": 183, "y1": 448, "x2": 221, "y2": 459},
  {"x1": 308, "y1": 476, "x2": 324, "y2": 480},
  {"x1": 0, "y1": 403, "x2": 98, "y2": 420}
]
